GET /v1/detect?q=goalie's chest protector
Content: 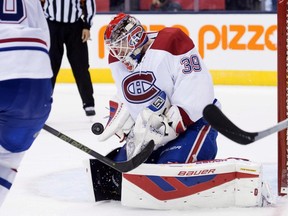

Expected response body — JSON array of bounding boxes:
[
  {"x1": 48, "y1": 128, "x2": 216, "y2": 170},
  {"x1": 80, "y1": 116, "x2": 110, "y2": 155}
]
[
  {"x1": 110, "y1": 27, "x2": 214, "y2": 121},
  {"x1": 111, "y1": 53, "x2": 174, "y2": 120}
]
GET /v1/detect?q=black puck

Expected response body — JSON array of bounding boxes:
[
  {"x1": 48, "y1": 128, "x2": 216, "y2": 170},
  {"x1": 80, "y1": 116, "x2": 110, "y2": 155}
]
[{"x1": 91, "y1": 122, "x2": 104, "y2": 135}]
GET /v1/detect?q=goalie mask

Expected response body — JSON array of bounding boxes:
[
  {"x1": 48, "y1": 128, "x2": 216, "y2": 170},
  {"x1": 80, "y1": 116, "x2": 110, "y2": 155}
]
[{"x1": 104, "y1": 13, "x2": 148, "y2": 71}]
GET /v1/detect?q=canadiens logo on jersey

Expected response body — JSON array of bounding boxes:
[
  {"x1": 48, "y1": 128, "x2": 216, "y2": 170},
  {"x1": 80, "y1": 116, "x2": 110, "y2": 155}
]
[{"x1": 122, "y1": 71, "x2": 161, "y2": 104}]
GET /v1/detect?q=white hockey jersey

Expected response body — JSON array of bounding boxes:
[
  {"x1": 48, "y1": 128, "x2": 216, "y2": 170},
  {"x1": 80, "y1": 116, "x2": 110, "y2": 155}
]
[
  {"x1": 0, "y1": 0, "x2": 52, "y2": 81},
  {"x1": 109, "y1": 28, "x2": 215, "y2": 123}
]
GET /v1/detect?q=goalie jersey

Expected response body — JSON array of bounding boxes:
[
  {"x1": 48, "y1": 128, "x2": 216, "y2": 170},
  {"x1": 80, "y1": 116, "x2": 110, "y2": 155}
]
[
  {"x1": 109, "y1": 27, "x2": 215, "y2": 123},
  {"x1": 0, "y1": 0, "x2": 52, "y2": 81}
]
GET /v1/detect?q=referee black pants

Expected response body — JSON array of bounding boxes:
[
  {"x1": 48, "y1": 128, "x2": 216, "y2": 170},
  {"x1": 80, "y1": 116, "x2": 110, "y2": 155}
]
[{"x1": 47, "y1": 19, "x2": 94, "y2": 108}]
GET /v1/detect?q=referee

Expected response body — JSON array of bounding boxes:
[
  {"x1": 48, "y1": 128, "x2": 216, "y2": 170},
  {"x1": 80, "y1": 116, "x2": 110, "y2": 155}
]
[{"x1": 42, "y1": 0, "x2": 96, "y2": 116}]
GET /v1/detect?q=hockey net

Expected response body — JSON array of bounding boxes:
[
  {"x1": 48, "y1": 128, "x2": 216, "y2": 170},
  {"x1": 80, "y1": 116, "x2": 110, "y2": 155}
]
[{"x1": 278, "y1": 0, "x2": 288, "y2": 196}]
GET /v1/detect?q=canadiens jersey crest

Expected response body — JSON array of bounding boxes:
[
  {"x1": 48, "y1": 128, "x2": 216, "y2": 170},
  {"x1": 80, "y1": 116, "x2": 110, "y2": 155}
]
[{"x1": 122, "y1": 71, "x2": 161, "y2": 104}]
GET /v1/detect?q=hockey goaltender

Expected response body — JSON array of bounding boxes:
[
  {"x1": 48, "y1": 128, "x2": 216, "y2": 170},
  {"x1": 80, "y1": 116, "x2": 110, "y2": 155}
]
[{"x1": 85, "y1": 13, "x2": 273, "y2": 209}]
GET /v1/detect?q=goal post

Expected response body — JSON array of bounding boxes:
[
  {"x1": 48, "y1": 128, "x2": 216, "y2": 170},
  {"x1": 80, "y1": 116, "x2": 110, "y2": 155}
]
[{"x1": 277, "y1": 0, "x2": 288, "y2": 196}]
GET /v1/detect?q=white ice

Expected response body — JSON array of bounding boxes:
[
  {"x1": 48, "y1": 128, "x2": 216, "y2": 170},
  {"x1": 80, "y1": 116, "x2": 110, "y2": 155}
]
[{"x1": 0, "y1": 84, "x2": 287, "y2": 216}]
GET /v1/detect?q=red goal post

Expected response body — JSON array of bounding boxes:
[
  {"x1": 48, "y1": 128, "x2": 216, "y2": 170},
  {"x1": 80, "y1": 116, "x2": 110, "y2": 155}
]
[{"x1": 278, "y1": 0, "x2": 288, "y2": 196}]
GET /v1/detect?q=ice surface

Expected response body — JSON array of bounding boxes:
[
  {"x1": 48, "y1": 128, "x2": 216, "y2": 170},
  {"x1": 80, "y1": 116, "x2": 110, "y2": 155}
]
[{"x1": 0, "y1": 84, "x2": 287, "y2": 216}]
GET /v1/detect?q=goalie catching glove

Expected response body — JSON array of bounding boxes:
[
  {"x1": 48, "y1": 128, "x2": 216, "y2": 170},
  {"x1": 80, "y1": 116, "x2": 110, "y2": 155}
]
[{"x1": 126, "y1": 91, "x2": 187, "y2": 159}]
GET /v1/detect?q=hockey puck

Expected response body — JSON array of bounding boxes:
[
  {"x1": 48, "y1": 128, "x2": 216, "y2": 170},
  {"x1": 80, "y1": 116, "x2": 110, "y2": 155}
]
[{"x1": 91, "y1": 122, "x2": 104, "y2": 135}]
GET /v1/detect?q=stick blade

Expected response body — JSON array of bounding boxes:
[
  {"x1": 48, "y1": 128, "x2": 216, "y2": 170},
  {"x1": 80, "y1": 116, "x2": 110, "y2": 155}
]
[
  {"x1": 203, "y1": 104, "x2": 258, "y2": 145},
  {"x1": 115, "y1": 140, "x2": 155, "y2": 172}
]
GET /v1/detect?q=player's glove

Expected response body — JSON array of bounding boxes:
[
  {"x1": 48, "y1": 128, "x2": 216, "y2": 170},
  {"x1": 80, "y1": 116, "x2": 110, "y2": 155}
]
[
  {"x1": 126, "y1": 91, "x2": 187, "y2": 160},
  {"x1": 98, "y1": 96, "x2": 134, "y2": 142}
]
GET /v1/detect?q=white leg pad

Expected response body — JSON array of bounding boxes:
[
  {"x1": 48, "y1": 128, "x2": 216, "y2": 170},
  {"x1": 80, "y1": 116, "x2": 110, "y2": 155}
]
[{"x1": 121, "y1": 158, "x2": 274, "y2": 209}]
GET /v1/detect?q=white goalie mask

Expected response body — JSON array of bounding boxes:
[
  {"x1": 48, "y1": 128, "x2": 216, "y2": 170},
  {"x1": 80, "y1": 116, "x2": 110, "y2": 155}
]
[{"x1": 104, "y1": 13, "x2": 148, "y2": 71}]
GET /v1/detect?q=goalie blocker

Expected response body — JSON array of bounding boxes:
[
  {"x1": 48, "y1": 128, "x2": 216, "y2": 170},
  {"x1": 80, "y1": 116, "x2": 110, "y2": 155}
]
[{"x1": 85, "y1": 157, "x2": 273, "y2": 209}]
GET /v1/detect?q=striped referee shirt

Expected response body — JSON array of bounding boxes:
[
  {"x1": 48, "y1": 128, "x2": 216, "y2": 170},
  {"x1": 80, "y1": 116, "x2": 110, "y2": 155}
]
[{"x1": 43, "y1": 0, "x2": 96, "y2": 29}]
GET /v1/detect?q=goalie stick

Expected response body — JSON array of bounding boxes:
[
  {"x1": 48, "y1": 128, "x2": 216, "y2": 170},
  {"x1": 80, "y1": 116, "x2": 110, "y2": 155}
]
[
  {"x1": 203, "y1": 104, "x2": 288, "y2": 145},
  {"x1": 42, "y1": 124, "x2": 154, "y2": 172}
]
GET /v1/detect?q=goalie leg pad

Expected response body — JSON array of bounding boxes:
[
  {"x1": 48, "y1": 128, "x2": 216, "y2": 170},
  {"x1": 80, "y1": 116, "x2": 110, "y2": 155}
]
[
  {"x1": 88, "y1": 148, "x2": 122, "y2": 202},
  {"x1": 121, "y1": 158, "x2": 273, "y2": 209}
]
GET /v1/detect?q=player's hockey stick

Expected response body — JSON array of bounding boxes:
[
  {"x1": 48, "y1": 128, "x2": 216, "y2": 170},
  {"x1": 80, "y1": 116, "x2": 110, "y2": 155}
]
[
  {"x1": 42, "y1": 124, "x2": 154, "y2": 172},
  {"x1": 203, "y1": 104, "x2": 288, "y2": 145}
]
